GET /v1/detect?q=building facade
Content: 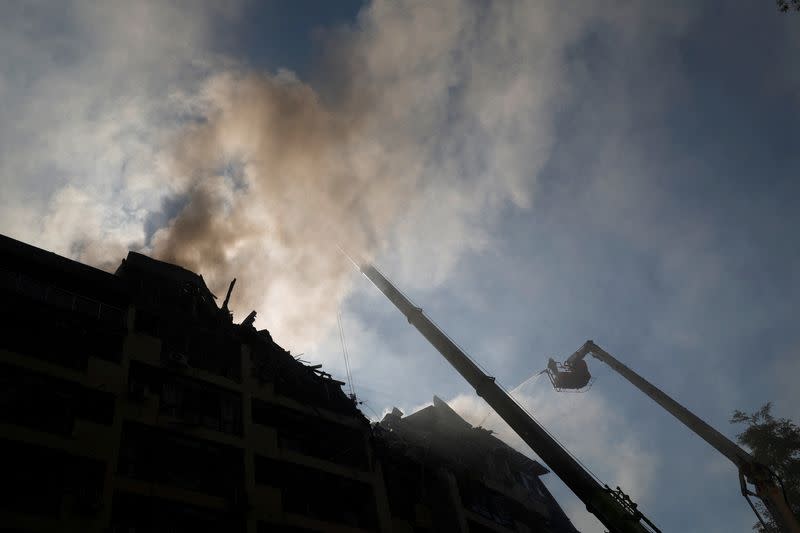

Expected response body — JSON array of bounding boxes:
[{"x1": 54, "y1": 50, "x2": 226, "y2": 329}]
[
  {"x1": 0, "y1": 234, "x2": 577, "y2": 533},
  {"x1": 376, "y1": 398, "x2": 578, "y2": 533}
]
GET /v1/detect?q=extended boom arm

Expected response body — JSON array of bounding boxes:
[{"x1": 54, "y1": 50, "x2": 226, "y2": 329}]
[
  {"x1": 549, "y1": 340, "x2": 799, "y2": 533},
  {"x1": 359, "y1": 264, "x2": 660, "y2": 533}
]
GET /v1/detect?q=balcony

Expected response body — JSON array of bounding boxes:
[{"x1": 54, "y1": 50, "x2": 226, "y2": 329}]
[
  {"x1": 128, "y1": 361, "x2": 243, "y2": 436},
  {"x1": 117, "y1": 422, "x2": 244, "y2": 499},
  {"x1": 0, "y1": 362, "x2": 114, "y2": 437},
  {"x1": 251, "y1": 399, "x2": 368, "y2": 470},
  {"x1": 255, "y1": 455, "x2": 378, "y2": 530}
]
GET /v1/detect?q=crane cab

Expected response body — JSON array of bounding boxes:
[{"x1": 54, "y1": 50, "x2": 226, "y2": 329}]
[{"x1": 545, "y1": 357, "x2": 592, "y2": 391}]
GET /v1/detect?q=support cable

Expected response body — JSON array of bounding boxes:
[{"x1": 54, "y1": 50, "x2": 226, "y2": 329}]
[
  {"x1": 476, "y1": 371, "x2": 544, "y2": 428},
  {"x1": 337, "y1": 311, "x2": 356, "y2": 399},
  {"x1": 418, "y1": 306, "x2": 607, "y2": 485}
]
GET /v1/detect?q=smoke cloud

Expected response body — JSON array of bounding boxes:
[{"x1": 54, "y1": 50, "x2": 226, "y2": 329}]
[
  {"x1": 143, "y1": 0, "x2": 586, "y2": 347},
  {"x1": 0, "y1": 0, "x2": 691, "y2": 349},
  {"x1": 147, "y1": 68, "x2": 417, "y2": 344}
]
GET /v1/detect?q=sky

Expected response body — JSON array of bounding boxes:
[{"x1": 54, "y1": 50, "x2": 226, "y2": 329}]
[{"x1": 1, "y1": 1, "x2": 798, "y2": 531}]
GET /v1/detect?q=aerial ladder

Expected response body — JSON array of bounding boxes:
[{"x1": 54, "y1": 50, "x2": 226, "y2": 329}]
[
  {"x1": 355, "y1": 261, "x2": 661, "y2": 533},
  {"x1": 545, "y1": 340, "x2": 800, "y2": 533}
]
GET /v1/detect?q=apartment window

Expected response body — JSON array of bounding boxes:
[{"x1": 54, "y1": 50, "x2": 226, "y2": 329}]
[
  {"x1": 48, "y1": 285, "x2": 75, "y2": 309},
  {"x1": 255, "y1": 456, "x2": 378, "y2": 529},
  {"x1": 250, "y1": 344, "x2": 278, "y2": 383},
  {"x1": 0, "y1": 362, "x2": 114, "y2": 435},
  {"x1": 18, "y1": 274, "x2": 48, "y2": 302},
  {"x1": 129, "y1": 361, "x2": 242, "y2": 435},
  {"x1": 381, "y1": 455, "x2": 425, "y2": 521},
  {"x1": 459, "y1": 478, "x2": 518, "y2": 530},
  {"x1": 0, "y1": 438, "x2": 105, "y2": 518},
  {"x1": 134, "y1": 308, "x2": 161, "y2": 337},
  {"x1": 98, "y1": 303, "x2": 126, "y2": 328},
  {"x1": 257, "y1": 523, "x2": 320, "y2": 533},
  {"x1": 118, "y1": 422, "x2": 244, "y2": 497},
  {"x1": 251, "y1": 399, "x2": 368, "y2": 469},
  {"x1": 147, "y1": 320, "x2": 242, "y2": 382},
  {"x1": 514, "y1": 469, "x2": 550, "y2": 505},
  {"x1": 0, "y1": 288, "x2": 124, "y2": 368},
  {"x1": 0, "y1": 267, "x2": 19, "y2": 293},
  {"x1": 1, "y1": 268, "x2": 126, "y2": 328},
  {"x1": 185, "y1": 329, "x2": 242, "y2": 381},
  {"x1": 273, "y1": 368, "x2": 355, "y2": 415},
  {"x1": 111, "y1": 491, "x2": 244, "y2": 533},
  {"x1": 468, "y1": 520, "x2": 504, "y2": 533}
]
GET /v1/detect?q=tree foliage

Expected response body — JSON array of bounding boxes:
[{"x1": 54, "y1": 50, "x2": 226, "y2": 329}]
[
  {"x1": 777, "y1": 0, "x2": 800, "y2": 12},
  {"x1": 731, "y1": 403, "x2": 800, "y2": 532}
]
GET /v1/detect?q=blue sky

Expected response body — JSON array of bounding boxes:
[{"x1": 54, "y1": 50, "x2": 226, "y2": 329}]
[{"x1": 1, "y1": 1, "x2": 798, "y2": 531}]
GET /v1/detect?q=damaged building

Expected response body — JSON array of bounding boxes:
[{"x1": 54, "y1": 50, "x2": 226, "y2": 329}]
[
  {"x1": 376, "y1": 398, "x2": 577, "y2": 533},
  {"x1": 0, "y1": 233, "x2": 578, "y2": 533}
]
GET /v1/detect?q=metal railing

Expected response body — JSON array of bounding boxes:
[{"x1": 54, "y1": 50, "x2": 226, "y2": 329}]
[{"x1": 0, "y1": 267, "x2": 126, "y2": 328}]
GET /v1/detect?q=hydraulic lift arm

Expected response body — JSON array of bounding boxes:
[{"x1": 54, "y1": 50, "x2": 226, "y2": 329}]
[
  {"x1": 359, "y1": 263, "x2": 660, "y2": 533},
  {"x1": 549, "y1": 340, "x2": 800, "y2": 533}
]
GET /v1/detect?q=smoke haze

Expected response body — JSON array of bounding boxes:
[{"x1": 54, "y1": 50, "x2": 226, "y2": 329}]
[
  {"x1": 149, "y1": 70, "x2": 390, "y2": 343},
  {"x1": 141, "y1": 0, "x2": 599, "y2": 346},
  {"x1": 0, "y1": 0, "x2": 690, "y2": 347}
]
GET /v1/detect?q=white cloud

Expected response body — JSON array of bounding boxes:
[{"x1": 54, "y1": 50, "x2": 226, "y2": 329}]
[{"x1": 0, "y1": 0, "x2": 238, "y2": 253}]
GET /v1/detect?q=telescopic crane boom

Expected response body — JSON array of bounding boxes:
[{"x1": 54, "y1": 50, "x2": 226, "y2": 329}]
[
  {"x1": 357, "y1": 262, "x2": 660, "y2": 533},
  {"x1": 546, "y1": 340, "x2": 800, "y2": 533}
]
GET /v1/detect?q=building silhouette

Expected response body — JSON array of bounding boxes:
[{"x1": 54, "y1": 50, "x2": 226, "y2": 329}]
[{"x1": 0, "y1": 233, "x2": 578, "y2": 533}]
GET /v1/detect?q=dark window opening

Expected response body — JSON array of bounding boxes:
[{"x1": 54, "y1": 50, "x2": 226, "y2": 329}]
[
  {"x1": 251, "y1": 399, "x2": 368, "y2": 469},
  {"x1": 110, "y1": 491, "x2": 244, "y2": 533},
  {"x1": 130, "y1": 277, "x2": 198, "y2": 318},
  {"x1": 136, "y1": 311, "x2": 241, "y2": 382},
  {"x1": 0, "y1": 362, "x2": 114, "y2": 435},
  {"x1": 381, "y1": 455, "x2": 426, "y2": 521},
  {"x1": 458, "y1": 478, "x2": 519, "y2": 530},
  {"x1": 0, "y1": 267, "x2": 126, "y2": 328},
  {"x1": 255, "y1": 456, "x2": 377, "y2": 529},
  {"x1": 134, "y1": 308, "x2": 161, "y2": 337},
  {"x1": 0, "y1": 290, "x2": 124, "y2": 368},
  {"x1": 0, "y1": 438, "x2": 105, "y2": 518},
  {"x1": 129, "y1": 361, "x2": 242, "y2": 435},
  {"x1": 273, "y1": 367, "x2": 355, "y2": 415},
  {"x1": 250, "y1": 344, "x2": 278, "y2": 384},
  {"x1": 468, "y1": 519, "x2": 505, "y2": 533},
  {"x1": 514, "y1": 470, "x2": 549, "y2": 504},
  {"x1": 160, "y1": 327, "x2": 241, "y2": 381},
  {"x1": 118, "y1": 422, "x2": 244, "y2": 497},
  {"x1": 257, "y1": 523, "x2": 321, "y2": 533},
  {"x1": 249, "y1": 334, "x2": 358, "y2": 417}
]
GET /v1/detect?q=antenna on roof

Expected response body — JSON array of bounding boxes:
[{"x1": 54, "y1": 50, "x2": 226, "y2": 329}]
[{"x1": 337, "y1": 310, "x2": 357, "y2": 403}]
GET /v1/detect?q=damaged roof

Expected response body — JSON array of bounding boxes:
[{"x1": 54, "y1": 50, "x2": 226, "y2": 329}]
[
  {"x1": 116, "y1": 252, "x2": 217, "y2": 299},
  {"x1": 381, "y1": 395, "x2": 550, "y2": 477}
]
